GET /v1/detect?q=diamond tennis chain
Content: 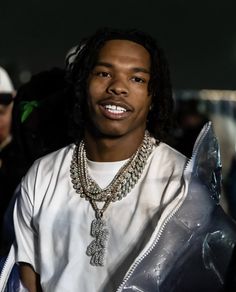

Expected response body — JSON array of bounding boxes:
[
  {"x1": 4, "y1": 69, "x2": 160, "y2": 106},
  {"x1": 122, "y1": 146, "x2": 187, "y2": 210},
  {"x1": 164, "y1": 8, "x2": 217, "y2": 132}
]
[{"x1": 70, "y1": 131, "x2": 155, "y2": 266}]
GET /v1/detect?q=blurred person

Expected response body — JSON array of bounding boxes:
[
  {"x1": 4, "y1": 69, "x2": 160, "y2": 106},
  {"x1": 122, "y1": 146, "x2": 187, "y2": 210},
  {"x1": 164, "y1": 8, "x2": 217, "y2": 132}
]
[
  {"x1": 173, "y1": 99, "x2": 209, "y2": 158},
  {"x1": 12, "y1": 67, "x2": 73, "y2": 168},
  {"x1": 0, "y1": 67, "x2": 74, "y2": 255},
  {"x1": 0, "y1": 28, "x2": 236, "y2": 292},
  {"x1": 0, "y1": 67, "x2": 22, "y2": 255},
  {"x1": 0, "y1": 67, "x2": 14, "y2": 146}
]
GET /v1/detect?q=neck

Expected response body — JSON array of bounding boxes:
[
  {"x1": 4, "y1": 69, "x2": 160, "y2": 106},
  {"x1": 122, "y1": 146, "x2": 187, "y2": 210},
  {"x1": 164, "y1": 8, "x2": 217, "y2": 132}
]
[{"x1": 83, "y1": 130, "x2": 146, "y2": 162}]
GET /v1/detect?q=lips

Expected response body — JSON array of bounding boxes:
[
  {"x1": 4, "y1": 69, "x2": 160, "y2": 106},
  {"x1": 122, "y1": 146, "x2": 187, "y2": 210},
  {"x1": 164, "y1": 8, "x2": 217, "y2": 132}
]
[
  {"x1": 99, "y1": 100, "x2": 132, "y2": 120},
  {"x1": 104, "y1": 104, "x2": 127, "y2": 113}
]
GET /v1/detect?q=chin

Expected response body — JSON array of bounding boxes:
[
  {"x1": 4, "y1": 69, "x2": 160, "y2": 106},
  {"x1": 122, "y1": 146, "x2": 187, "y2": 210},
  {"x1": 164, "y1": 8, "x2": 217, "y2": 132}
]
[
  {"x1": 95, "y1": 128, "x2": 125, "y2": 138},
  {"x1": 87, "y1": 120, "x2": 126, "y2": 138}
]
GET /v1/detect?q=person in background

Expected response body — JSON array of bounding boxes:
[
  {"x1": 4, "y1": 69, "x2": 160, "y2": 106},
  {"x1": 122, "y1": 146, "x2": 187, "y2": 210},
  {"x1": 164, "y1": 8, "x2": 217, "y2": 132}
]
[
  {"x1": 12, "y1": 67, "x2": 73, "y2": 168},
  {"x1": 0, "y1": 67, "x2": 74, "y2": 255},
  {"x1": 173, "y1": 99, "x2": 209, "y2": 158},
  {"x1": 0, "y1": 67, "x2": 21, "y2": 255}
]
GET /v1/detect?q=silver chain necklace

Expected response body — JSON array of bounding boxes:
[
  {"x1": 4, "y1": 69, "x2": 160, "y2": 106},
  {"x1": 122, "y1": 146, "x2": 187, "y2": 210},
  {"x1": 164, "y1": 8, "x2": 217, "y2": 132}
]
[{"x1": 70, "y1": 131, "x2": 155, "y2": 266}]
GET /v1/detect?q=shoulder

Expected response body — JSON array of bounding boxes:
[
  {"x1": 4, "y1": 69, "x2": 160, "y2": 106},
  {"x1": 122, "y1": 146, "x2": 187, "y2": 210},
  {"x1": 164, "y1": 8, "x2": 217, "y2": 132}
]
[
  {"x1": 144, "y1": 142, "x2": 188, "y2": 182},
  {"x1": 152, "y1": 142, "x2": 187, "y2": 169},
  {"x1": 31, "y1": 143, "x2": 73, "y2": 169},
  {"x1": 22, "y1": 144, "x2": 74, "y2": 191}
]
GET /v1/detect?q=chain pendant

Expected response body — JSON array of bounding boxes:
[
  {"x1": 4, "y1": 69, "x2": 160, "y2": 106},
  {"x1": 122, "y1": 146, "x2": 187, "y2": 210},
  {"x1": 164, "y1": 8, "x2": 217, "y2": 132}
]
[
  {"x1": 86, "y1": 218, "x2": 109, "y2": 266},
  {"x1": 70, "y1": 131, "x2": 155, "y2": 267}
]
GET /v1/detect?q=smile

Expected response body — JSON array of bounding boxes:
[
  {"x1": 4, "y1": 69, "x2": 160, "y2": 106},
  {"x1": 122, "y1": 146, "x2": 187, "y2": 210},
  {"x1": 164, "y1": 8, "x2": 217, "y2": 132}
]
[
  {"x1": 98, "y1": 102, "x2": 131, "y2": 120},
  {"x1": 104, "y1": 104, "x2": 127, "y2": 114}
]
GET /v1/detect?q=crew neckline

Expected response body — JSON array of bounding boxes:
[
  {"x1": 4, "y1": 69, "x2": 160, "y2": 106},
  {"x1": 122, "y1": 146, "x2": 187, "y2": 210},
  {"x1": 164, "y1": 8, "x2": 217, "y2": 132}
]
[{"x1": 87, "y1": 158, "x2": 129, "y2": 171}]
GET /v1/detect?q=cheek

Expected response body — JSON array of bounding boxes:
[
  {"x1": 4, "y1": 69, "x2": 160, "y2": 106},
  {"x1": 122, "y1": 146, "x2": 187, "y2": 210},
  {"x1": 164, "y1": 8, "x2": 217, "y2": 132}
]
[
  {"x1": 140, "y1": 93, "x2": 152, "y2": 110},
  {"x1": 87, "y1": 78, "x2": 106, "y2": 97},
  {"x1": 87, "y1": 85, "x2": 99, "y2": 108},
  {"x1": 0, "y1": 115, "x2": 11, "y2": 127},
  {"x1": 140, "y1": 96, "x2": 152, "y2": 119},
  {"x1": 87, "y1": 81, "x2": 109, "y2": 114},
  {"x1": 135, "y1": 85, "x2": 150, "y2": 100},
  {"x1": 6, "y1": 114, "x2": 12, "y2": 125}
]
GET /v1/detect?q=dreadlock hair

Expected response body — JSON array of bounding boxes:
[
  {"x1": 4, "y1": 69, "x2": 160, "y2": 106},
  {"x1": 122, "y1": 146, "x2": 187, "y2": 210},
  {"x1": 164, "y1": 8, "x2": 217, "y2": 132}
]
[{"x1": 67, "y1": 27, "x2": 174, "y2": 142}]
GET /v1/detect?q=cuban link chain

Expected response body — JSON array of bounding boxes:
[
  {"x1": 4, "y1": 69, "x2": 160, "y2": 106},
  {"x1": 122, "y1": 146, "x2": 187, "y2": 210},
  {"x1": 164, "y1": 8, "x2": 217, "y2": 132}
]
[{"x1": 70, "y1": 131, "x2": 155, "y2": 266}]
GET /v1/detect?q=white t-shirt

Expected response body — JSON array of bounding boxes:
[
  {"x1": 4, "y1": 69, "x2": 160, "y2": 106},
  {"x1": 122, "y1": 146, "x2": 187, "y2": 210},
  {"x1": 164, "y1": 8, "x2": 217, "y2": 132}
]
[
  {"x1": 87, "y1": 158, "x2": 128, "y2": 188},
  {"x1": 14, "y1": 142, "x2": 187, "y2": 292}
]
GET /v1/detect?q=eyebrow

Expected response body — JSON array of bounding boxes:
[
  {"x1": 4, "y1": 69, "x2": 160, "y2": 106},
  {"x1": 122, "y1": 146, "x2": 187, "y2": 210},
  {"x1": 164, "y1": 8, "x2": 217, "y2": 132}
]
[{"x1": 94, "y1": 62, "x2": 150, "y2": 74}]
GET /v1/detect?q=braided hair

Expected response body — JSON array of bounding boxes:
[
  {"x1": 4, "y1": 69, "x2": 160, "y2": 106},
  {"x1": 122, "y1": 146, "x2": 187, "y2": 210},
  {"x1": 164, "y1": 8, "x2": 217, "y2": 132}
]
[{"x1": 67, "y1": 27, "x2": 174, "y2": 142}]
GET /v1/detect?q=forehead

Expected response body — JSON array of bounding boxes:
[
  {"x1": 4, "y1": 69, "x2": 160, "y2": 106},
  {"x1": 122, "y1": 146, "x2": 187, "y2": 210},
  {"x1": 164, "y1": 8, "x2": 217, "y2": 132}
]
[{"x1": 97, "y1": 39, "x2": 151, "y2": 67}]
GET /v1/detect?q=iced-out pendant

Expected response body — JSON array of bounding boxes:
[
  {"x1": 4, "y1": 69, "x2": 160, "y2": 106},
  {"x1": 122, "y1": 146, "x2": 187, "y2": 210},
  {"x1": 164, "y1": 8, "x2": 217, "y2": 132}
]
[{"x1": 86, "y1": 218, "x2": 109, "y2": 266}]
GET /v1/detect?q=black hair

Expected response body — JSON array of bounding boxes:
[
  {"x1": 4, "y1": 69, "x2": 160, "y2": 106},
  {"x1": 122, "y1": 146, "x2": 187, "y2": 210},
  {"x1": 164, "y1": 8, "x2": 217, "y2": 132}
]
[
  {"x1": 12, "y1": 68, "x2": 74, "y2": 167},
  {"x1": 67, "y1": 27, "x2": 174, "y2": 142}
]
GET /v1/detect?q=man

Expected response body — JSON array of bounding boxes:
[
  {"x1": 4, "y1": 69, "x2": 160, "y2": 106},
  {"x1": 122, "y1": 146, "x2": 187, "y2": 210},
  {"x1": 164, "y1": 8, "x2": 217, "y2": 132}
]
[
  {"x1": 0, "y1": 66, "x2": 15, "y2": 223},
  {"x1": 12, "y1": 67, "x2": 73, "y2": 169},
  {"x1": 0, "y1": 67, "x2": 22, "y2": 255},
  {"x1": 0, "y1": 68, "x2": 73, "y2": 255},
  {"x1": 0, "y1": 67, "x2": 14, "y2": 147},
  {"x1": 1, "y1": 28, "x2": 236, "y2": 292}
]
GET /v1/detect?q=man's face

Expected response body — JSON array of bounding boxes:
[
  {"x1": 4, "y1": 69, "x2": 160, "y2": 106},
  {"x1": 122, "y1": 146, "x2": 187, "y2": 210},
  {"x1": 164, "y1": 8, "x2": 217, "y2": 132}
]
[
  {"x1": 86, "y1": 39, "x2": 152, "y2": 139},
  {"x1": 0, "y1": 102, "x2": 13, "y2": 143}
]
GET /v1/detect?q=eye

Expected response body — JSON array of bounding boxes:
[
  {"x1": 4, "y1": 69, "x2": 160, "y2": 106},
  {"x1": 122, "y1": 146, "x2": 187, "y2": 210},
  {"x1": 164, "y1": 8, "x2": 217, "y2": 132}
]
[
  {"x1": 131, "y1": 76, "x2": 146, "y2": 83},
  {"x1": 95, "y1": 71, "x2": 111, "y2": 78}
]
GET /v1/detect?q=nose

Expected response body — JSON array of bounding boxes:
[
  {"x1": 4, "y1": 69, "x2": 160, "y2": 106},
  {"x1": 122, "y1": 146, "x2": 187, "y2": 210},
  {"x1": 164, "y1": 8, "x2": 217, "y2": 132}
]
[{"x1": 107, "y1": 77, "x2": 128, "y2": 97}]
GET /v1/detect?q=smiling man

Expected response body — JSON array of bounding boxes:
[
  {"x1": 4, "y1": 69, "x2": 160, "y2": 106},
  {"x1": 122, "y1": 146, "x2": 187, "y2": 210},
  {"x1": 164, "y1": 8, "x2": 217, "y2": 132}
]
[
  {"x1": 85, "y1": 39, "x2": 152, "y2": 162},
  {"x1": 4, "y1": 28, "x2": 236, "y2": 292}
]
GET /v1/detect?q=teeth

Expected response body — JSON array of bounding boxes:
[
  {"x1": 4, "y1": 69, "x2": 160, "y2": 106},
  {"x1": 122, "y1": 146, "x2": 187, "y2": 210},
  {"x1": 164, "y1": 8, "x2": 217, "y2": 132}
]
[{"x1": 104, "y1": 104, "x2": 126, "y2": 113}]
